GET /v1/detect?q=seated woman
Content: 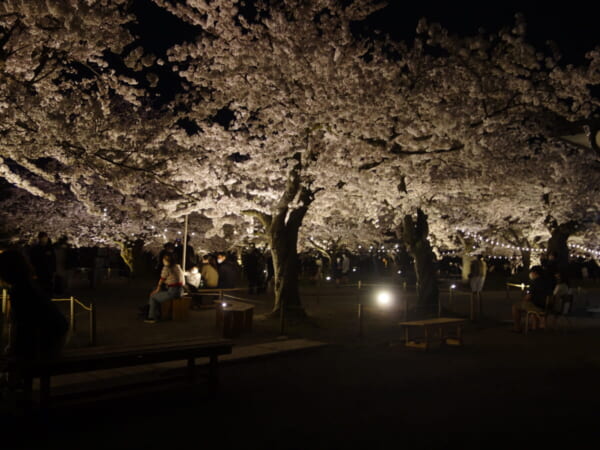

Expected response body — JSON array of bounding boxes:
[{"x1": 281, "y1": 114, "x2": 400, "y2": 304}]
[{"x1": 145, "y1": 253, "x2": 184, "y2": 324}]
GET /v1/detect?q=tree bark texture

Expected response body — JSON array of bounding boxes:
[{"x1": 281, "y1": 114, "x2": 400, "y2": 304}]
[
  {"x1": 402, "y1": 209, "x2": 439, "y2": 315},
  {"x1": 545, "y1": 218, "x2": 577, "y2": 272},
  {"x1": 244, "y1": 152, "x2": 319, "y2": 318}
]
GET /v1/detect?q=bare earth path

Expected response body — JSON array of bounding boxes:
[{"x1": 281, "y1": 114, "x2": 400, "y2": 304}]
[{"x1": 2, "y1": 274, "x2": 600, "y2": 449}]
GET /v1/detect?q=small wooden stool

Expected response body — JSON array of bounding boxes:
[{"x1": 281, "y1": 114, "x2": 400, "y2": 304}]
[{"x1": 160, "y1": 297, "x2": 192, "y2": 321}]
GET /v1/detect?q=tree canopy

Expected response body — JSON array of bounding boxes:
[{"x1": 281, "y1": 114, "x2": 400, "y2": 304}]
[{"x1": 1, "y1": 0, "x2": 599, "y2": 259}]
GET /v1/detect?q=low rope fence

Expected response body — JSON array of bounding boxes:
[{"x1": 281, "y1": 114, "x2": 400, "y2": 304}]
[{"x1": 1, "y1": 289, "x2": 96, "y2": 347}]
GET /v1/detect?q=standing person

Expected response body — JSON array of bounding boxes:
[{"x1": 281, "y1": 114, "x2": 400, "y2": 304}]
[
  {"x1": 53, "y1": 235, "x2": 71, "y2": 296},
  {"x1": 341, "y1": 252, "x2": 351, "y2": 283},
  {"x1": 28, "y1": 232, "x2": 56, "y2": 297},
  {"x1": 216, "y1": 251, "x2": 237, "y2": 289},
  {"x1": 469, "y1": 254, "x2": 487, "y2": 308},
  {"x1": 174, "y1": 236, "x2": 197, "y2": 271},
  {"x1": 0, "y1": 250, "x2": 68, "y2": 364},
  {"x1": 242, "y1": 244, "x2": 260, "y2": 294},
  {"x1": 144, "y1": 253, "x2": 184, "y2": 324}
]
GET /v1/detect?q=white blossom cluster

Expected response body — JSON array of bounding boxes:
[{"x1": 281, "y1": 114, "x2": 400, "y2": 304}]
[{"x1": 0, "y1": 0, "x2": 598, "y2": 257}]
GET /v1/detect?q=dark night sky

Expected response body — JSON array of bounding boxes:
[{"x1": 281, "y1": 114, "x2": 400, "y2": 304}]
[
  {"x1": 132, "y1": 0, "x2": 598, "y2": 65},
  {"x1": 370, "y1": 1, "x2": 598, "y2": 64}
]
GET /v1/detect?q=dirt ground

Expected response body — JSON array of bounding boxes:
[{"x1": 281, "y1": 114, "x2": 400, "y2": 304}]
[{"x1": 2, "y1": 274, "x2": 600, "y2": 449}]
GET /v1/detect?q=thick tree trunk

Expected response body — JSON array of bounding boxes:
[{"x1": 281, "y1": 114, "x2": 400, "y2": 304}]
[
  {"x1": 269, "y1": 223, "x2": 305, "y2": 317},
  {"x1": 243, "y1": 151, "x2": 320, "y2": 319},
  {"x1": 402, "y1": 209, "x2": 439, "y2": 315},
  {"x1": 547, "y1": 227, "x2": 570, "y2": 272}
]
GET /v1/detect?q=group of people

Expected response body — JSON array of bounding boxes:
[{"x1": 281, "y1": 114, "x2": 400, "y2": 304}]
[
  {"x1": 511, "y1": 253, "x2": 572, "y2": 332},
  {"x1": 144, "y1": 244, "x2": 239, "y2": 323}
]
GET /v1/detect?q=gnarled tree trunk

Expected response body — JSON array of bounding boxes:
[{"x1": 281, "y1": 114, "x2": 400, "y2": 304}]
[
  {"x1": 401, "y1": 208, "x2": 439, "y2": 315},
  {"x1": 244, "y1": 152, "x2": 320, "y2": 318},
  {"x1": 545, "y1": 217, "x2": 577, "y2": 273}
]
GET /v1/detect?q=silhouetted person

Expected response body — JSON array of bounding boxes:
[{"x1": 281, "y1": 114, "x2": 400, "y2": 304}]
[
  {"x1": 512, "y1": 265, "x2": 553, "y2": 332},
  {"x1": 0, "y1": 249, "x2": 68, "y2": 364},
  {"x1": 28, "y1": 232, "x2": 56, "y2": 297},
  {"x1": 53, "y1": 235, "x2": 72, "y2": 295},
  {"x1": 242, "y1": 244, "x2": 261, "y2": 294},
  {"x1": 216, "y1": 252, "x2": 237, "y2": 289}
]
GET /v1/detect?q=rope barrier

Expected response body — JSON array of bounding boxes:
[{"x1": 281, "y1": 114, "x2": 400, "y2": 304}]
[{"x1": 52, "y1": 297, "x2": 93, "y2": 311}]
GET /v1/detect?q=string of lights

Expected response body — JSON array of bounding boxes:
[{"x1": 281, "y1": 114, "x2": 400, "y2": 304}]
[{"x1": 455, "y1": 228, "x2": 599, "y2": 259}]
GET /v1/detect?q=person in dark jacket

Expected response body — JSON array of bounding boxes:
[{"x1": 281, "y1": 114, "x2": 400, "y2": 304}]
[
  {"x1": 216, "y1": 252, "x2": 237, "y2": 289},
  {"x1": 28, "y1": 232, "x2": 56, "y2": 296},
  {"x1": 511, "y1": 265, "x2": 553, "y2": 332},
  {"x1": 0, "y1": 249, "x2": 69, "y2": 362}
]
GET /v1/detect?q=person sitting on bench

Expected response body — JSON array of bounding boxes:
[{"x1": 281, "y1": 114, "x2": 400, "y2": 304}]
[
  {"x1": 511, "y1": 265, "x2": 553, "y2": 332},
  {"x1": 184, "y1": 265, "x2": 202, "y2": 293},
  {"x1": 145, "y1": 253, "x2": 184, "y2": 324}
]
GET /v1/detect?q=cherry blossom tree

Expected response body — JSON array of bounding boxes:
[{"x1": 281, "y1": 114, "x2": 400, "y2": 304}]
[{"x1": 1, "y1": 1, "x2": 598, "y2": 317}]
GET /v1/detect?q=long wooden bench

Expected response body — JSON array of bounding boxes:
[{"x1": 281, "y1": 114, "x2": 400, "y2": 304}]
[
  {"x1": 398, "y1": 317, "x2": 466, "y2": 350},
  {"x1": 4, "y1": 337, "x2": 233, "y2": 408}
]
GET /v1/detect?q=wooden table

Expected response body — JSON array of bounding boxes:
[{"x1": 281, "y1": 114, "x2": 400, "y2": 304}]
[{"x1": 398, "y1": 317, "x2": 466, "y2": 350}]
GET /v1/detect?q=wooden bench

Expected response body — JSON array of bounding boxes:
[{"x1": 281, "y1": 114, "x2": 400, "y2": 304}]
[
  {"x1": 398, "y1": 317, "x2": 466, "y2": 350},
  {"x1": 214, "y1": 300, "x2": 255, "y2": 338},
  {"x1": 160, "y1": 296, "x2": 192, "y2": 321},
  {"x1": 4, "y1": 337, "x2": 233, "y2": 408}
]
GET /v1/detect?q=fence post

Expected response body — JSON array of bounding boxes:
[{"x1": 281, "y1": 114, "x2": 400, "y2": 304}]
[{"x1": 70, "y1": 296, "x2": 75, "y2": 331}]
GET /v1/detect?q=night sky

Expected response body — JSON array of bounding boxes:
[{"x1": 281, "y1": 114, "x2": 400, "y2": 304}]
[
  {"x1": 370, "y1": 1, "x2": 598, "y2": 64},
  {"x1": 133, "y1": 0, "x2": 598, "y2": 66}
]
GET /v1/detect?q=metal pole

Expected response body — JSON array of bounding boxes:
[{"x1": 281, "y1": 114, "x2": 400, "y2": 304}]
[
  {"x1": 358, "y1": 303, "x2": 363, "y2": 337},
  {"x1": 449, "y1": 288, "x2": 453, "y2": 306},
  {"x1": 438, "y1": 295, "x2": 442, "y2": 318},
  {"x1": 1, "y1": 288, "x2": 6, "y2": 314},
  {"x1": 70, "y1": 296, "x2": 75, "y2": 331},
  {"x1": 182, "y1": 214, "x2": 189, "y2": 273}
]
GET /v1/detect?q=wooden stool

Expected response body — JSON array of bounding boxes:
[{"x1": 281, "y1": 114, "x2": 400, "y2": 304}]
[
  {"x1": 215, "y1": 301, "x2": 255, "y2": 338},
  {"x1": 172, "y1": 296, "x2": 192, "y2": 321},
  {"x1": 160, "y1": 297, "x2": 192, "y2": 321}
]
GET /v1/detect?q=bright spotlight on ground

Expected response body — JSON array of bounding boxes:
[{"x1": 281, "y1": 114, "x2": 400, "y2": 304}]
[
  {"x1": 450, "y1": 284, "x2": 457, "y2": 289},
  {"x1": 326, "y1": 276, "x2": 332, "y2": 281},
  {"x1": 376, "y1": 291, "x2": 392, "y2": 307}
]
